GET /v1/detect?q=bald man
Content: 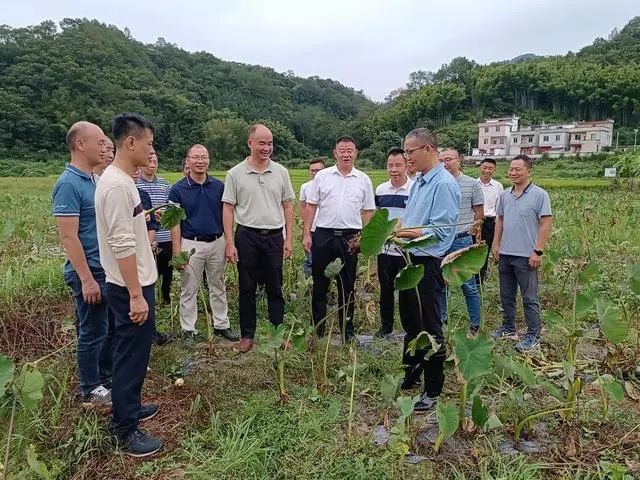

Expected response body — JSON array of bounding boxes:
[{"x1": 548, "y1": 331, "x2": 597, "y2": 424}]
[
  {"x1": 53, "y1": 121, "x2": 112, "y2": 406},
  {"x1": 222, "y1": 124, "x2": 295, "y2": 353}
]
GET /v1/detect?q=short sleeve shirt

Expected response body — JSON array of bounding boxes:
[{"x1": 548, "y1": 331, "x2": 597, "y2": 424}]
[
  {"x1": 222, "y1": 158, "x2": 294, "y2": 229},
  {"x1": 455, "y1": 173, "x2": 484, "y2": 234},
  {"x1": 169, "y1": 175, "x2": 225, "y2": 237},
  {"x1": 300, "y1": 180, "x2": 318, "y2": 231},
  {"x1": 306, "y1": 166, "x2": 376, "y2": 229},
  {"x1": 52, "y1": 164, "x2": 101, "y2": 274},
  {"x1": 496, "y1": 183, "x2": 552, "y2": 258},
  {"x1": 375, "y1": 178, "x2": 413, "y2": 255}
]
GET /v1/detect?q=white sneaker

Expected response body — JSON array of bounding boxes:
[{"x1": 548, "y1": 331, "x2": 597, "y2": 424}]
[{"x1": 81, "y1": 385, "x2": 112, "y2": 407}]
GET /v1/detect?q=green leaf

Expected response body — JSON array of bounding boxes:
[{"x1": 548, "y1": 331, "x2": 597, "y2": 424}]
[
  {"x1": 511, "y1": 359, "x2": 538, "y2": 387},
  {"x1": 394, "y1": 234, "x2": 438, "y2": 251},
  {"x1": 594, "y1": 374, "x2": 624, "y2": 403},
  {"x1": 290, "y1": 331, "x2": 308, "y2": 353},
  {"x1": 541, "y1": 381, "x2": 564, "y2": 401},
  {"x1": 324, "y1": 258, "x2": 344, "y2": 278},
  {"x1": 441, "y1": 242, "x2": 488, "y2": 287},
  {"x1": 26, "y1": 445, "x2": 51, "y2": 479},
  {"x1": 394, "y1": 265, "x2": 424, "y2": 290},
  {"x1": 575, "y1": 291, "x2": 596, "y2": 319},
  {"x1": 493, "y1": 354, "x2": 515, "y2": 379},
  {"x1": 327, "y1": 400, "x2": 341, "y2": 421},
  {"x1": 578, "y1": 260, "x2": 600, "y2": 284},
  {"x1": 360, "y1": 209, "x2": 398, "y2": 257},
  {"x1": 171, "y1": 248, "x2": 195, "y2": 268},
  {"x1": 543, "y1": 310, "x2": 564, "y2": 327},
  {"x1": 471, "y1": 395, "x2": 488, "y2": 428},
  {"x1": 259, "y1": 324, "x2": 287, "y2": 353},
  {"x1": 395, "y1": 395, "x2": 420, "y2": 418},
  {"x1": 12, "y1": 367, "x2": 44, "y2": 411},
  {"x1": 158, "y1": 203, "x2": 187, "y2": 230},
  {"x1": 406, "y1": 331, "x2": 440, "y2": 357},
  {"x1": 627, "y1": 264, "x2": 640, "y2": 295},
  {"x1": 435, "y1": 400, "x2": 458, "y2": 451},
  {"x1": 486, "y1": 413, "x2": 503, "y2": 430},
  {"x1": 380, "y1": 373, "x2": 402, "y2": 404},
  {"x1": 453, "y1": 330, "x2": 494, "y2": 381},
  {"x1": 0, "y1": 354, "x2": 15, "y2": 398},
  {"x1": 597, "y1": 298, "x2": 629, "y2": 345}
]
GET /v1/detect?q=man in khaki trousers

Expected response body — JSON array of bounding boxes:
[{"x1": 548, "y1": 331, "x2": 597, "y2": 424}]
[{"x1": 169, "y1": 144, "x2": 239, "y2": 342}]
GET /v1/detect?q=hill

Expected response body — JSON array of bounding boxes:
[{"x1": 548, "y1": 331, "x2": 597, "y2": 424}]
[{"x1": 0, "y1": 19, "x2": 375, "y2": 167}]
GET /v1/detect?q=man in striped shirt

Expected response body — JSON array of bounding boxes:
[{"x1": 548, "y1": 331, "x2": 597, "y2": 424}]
[
  {"x1": 374, "y1": 148, "x2": 413, "y2": 338},
  {"x1": 440, "y1": 149, "x2": 484, "y2": 335}
]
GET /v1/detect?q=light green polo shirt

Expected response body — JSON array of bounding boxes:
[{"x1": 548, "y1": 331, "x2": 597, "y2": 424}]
[{"x1": 222, "y1": 158, "x2": 295, "y2": 229}]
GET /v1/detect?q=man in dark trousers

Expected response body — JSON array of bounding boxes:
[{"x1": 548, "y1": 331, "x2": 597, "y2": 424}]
[
  {"x1": 476, "y1": 158, "x2": 504, "y2": 284},
  {"x1": 95, "y1": 112, "x2": 161, "y2": 457},
  {"x1": 302, "y1": 136, "x2": 376, "y2": 342},
  {"x1": 396, "y1": 128, "x2": 460, "y2": 412},
  {"x1": 222, "y1": 124, "x2": 295, "y2": 353}
]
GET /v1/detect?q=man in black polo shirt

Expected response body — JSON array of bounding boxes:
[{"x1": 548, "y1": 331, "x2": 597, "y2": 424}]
[{"x1": 169, "y1": 144, "x2": 239, "y2": 341}]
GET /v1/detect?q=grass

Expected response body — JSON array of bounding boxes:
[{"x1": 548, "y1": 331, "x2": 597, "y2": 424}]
[{"x1": 0, "y1": 169, "x2": 639, "y2": 479}]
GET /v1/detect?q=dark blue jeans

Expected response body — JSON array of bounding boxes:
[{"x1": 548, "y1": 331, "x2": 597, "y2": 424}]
[
  {"x1": 64, "y1": 267, "x2": 111, "y2": 396},
  {"x1": 106, "y1": 283, "x2": 155, "y2": 439},
  {"x1": 498, "y1": 255, "x2": 541, "y2": 336}
]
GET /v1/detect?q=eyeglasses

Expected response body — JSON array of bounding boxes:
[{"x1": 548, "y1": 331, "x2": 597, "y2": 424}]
[
  {"x1": 188, "y1": 155, "x2": 209, "y2": 161},
  {"x1": 440, "y1": 156, "x2": 459, "y2": 163},
  {"x1": 403, "y1": 144, "x2": 430, "y2": 159}
]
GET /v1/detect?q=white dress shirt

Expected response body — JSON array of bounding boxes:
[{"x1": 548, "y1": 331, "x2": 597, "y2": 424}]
[
  {"x1": 306, "y1": 165, "x2": 376, "y2": 229},
  {"x1": 477, "y1": 177, "x2": 504, "y2": 217},
  {"x1": 299, "y1": 180, "x2": 318, "y2": 231}
]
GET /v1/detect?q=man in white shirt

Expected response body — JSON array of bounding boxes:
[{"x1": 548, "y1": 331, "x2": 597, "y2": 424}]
[
  {"x1": 477, "y1": 158, "x2": 504, "y2": 283},
  {"x1": 303, "y1": 136, "x2": 376, "y2": 342},
  {"x1": 95, "y1": 112, "x2": 162, "y2": 457},
  {"x1": 299, "y1": 158, "x2": 326, "y2": 277},
  {"x1": 374, "y1": 148, "x2": 413, "y2": 338}
]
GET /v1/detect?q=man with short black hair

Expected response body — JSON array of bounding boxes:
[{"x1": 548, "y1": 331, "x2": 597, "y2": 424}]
[
  {"x1": 439, "y1": 148, "x2": 484, "y2": 335},
  {"x1": 223, "y1": 125, "x2": 295, "y2": 353},
  {"x1": 303, "y1": 136, "x2": 376, "y2": 342},
  {"x1": 53, "y1": 121, "x2": 111, "y2": 407},
  {"x1": 491, "y1": 155, "x2": 552, "y2": 353},
  {"x1": 170, "y1": 144, "x2": 239, "y2": 342},
  {"x1": 396, "y1": 128, "x2": 460, "y2": 412},
  {"x1": 95, "y1": 112, "x2": 162, "y2": 457},
  {"x1": 299, "y1": 158, "x2": 326, "y2": 277},
  {"x1": 477, "y1": 158, "x2": 503, "y2": 284},
  {"x1": 374, "y1": 148, "x2": 412, "y2": 338}
]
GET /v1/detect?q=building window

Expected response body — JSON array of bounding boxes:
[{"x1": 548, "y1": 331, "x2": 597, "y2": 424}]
[
  {"x1": 543, "y1": 135, "x2": 549, "y2": 141},
  {"x1": 483, "y1": 138, "x2": 488, "y2": 145},
  {"x1": 484, "y1": 127, "x2": 489, "y2": 133},
  {"x1": 556, "y1": 135, "x2": 560, "y2": 141},
  {"x1": 574, "y1": 134, "x2": 581, "y2": 140},
  {"x1": 590, "y1": 133, "x2": 597, "y2": 140},
  {"x1": 495, "y1": 126, "x2": 500, "y2": 132},
  {"x1": 513, "y1": 137, "x2": 518, "y2": 143},
  {"x1": 491, "y1": 139, "x2": 497, "y2": 145}
]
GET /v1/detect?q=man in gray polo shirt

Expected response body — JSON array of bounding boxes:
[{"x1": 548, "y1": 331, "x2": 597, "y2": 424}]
[
  {"x1": 491, "y1": 155, "x2": 552, "y2": 352},
  {"x1": 439, "y1": 148, "x2": 484, "y2": 334},
  {"x1": 222, "y1": 124, "x2": 295, "y2": 353}
]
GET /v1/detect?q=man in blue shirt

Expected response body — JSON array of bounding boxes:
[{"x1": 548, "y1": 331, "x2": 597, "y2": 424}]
[
  {"x1": 52, "y1": 121, "x2": 112, "y2": 406},
  {"x1": 396, "y1": 128, "x2": 461, "y2": 412},
  {"x1": 169, "y1": 144, "x2": 239, "y2": 342}
]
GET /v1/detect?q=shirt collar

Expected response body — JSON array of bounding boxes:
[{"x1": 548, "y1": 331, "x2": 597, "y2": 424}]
[
  {"x1": 138, "y1": 175, "x2": 157, "y2": 184},
  {"x1": 389, "y1": 177, "x2": 412, "y2": 191},
  {"x1": 244, "y1": 157, "x2": 273, "y2": 173},
  {"x1": 417, "y1": 163, "x2": 445, "y2": 186},
  {"x1": 65, "y1": 163, "x2": 93, "y2": 182},
  {"x1": 186, "y1": 174, "x2": 212, "y2": 186},
  {"x1": 330, "y1": 165, "x2": 357, "y2": 177},
  {"x1": 509, "y1": 182, "x2": 534, "y2": 195}
]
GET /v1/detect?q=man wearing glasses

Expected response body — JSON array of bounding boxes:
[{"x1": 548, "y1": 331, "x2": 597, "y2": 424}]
[
  {"x1": 395, "y1": 128, "x2": 460, "y2": 412},
  {"x1": 169, "y1": 144, "x2": 239, "y2": 342},
  {"x1": 439, "y1": 149, "x2": 484, "y2": 335}
]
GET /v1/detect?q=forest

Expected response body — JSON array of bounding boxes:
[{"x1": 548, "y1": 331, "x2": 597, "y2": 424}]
[{"x1": 1, "y1": 16, "x2": 639, "y2": 169}]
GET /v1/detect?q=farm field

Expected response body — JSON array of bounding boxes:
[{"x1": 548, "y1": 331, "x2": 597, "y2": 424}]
[{"x1": 0, "y1": 170, "x2": 639, "y2": 479}]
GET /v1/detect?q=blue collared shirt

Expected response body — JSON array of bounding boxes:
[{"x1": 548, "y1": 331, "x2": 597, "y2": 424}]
[
  {"x1": 402, "y1": 163, "x2": 461, "y2": 257},
  {"x1": 52, "y1": 164, "x2": 102, "y2": 274},
  {"x1": 168, "y1": 175, "x2": 224, "y2": 237}
]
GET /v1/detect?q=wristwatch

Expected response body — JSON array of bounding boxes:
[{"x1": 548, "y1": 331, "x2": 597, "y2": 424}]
[{"x1": 534, "y1": 249, "x2": 544, "y2": 256}]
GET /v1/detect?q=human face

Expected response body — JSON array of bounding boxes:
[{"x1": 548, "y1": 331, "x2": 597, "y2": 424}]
[
  {"x1": 187, "y1": 146, "x2": 210, "y2": 175},
  {"x1": 248, "y1": 127, "x2": 273, "y2": 162},
  {"x1": 439, "y1": 150, "x2": 460, "y2": 175},
  {"x1": 104, "y1": 138, "x2": 114, "y2": 166},
  {"x1": 182, "y1": 160, "x2": 190, "y2": 177},
  {"x1": 122, "y1": 128, "x2": 154, "y2": 169},
  {"x1": 402, "y1": 137, "x2": 434, "y2": 173},
  {"x1": 480, "y1": 162, "x2": 496, "y2": 182},
  {"x1": 508, "y1": 159, "x2": 531, "y2": 185},
  {"x1": 406, "y1": 158, "x2": 416, "y2": 176},
  {"x1": 80, "y1": 124, "x2": 107, "y2": 168},
  {"x1": 309, "y1": 162, "x2": 324, "y2": 179},
  {"x1": 143, "y1": 151, "x2": 158, "y2": 177},
  {"x1": 333, "y1": 140, "x2": 357, "y2": 171},
  {"x1": 386, "y1": 154, "x2": 407, "y2": 183}
]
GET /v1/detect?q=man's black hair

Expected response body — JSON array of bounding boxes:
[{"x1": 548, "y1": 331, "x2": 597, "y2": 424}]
[
  {"x1": 386, "y1": 147, "x2": 406, "y2": 158},
  {"x1": 512, "y1": 154, "x2": 532, "y2": 169},
  {"x1": 334, "y1": 135, "x2": 357, "y2": 149},
  {"x1": 112, "y1": 112, "x2": 155, "y2": 145},
  {"x1": 481, "y1": 157, "x2": 496, "y2": 166}
]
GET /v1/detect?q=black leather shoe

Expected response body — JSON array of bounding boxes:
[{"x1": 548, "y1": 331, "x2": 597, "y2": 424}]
[
  {"x1": 374, "y1": 328, "x2": 392, "y2": 339},
  {"x1": 214, "y1": 328, "x2": 240, "y2": 341},
  {"x1": 400, "y1": 377, "x2": 421, "y2": 390},
  {"x1": 153, "y1": 332, "x2": 172, "y2": 346}
]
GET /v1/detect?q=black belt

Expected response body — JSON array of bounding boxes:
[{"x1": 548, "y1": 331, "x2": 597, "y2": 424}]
[
  {"x1": 183, "y1": 233, "x2": 222, "y2": 242},
  {"x1": 316, "y1": 227, "x2": 360, "y2": 236},
  {"x1": 455, "y1": 232, "x2": 471, "y2": 239},
  {"x1": 238, "y1": 225, "x2": 282, "y2": 235},
  {"x1": 484, "y1": 216, "x2": 496, "y2": 222}
]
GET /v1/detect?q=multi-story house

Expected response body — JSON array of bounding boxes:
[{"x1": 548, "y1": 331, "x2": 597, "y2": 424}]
[
  {"x1": 477, "y1": 116, "x2": 519, "y2": 155},
  {"x1": 568, "y1": 120, "x2": 614, "y2": 154}
]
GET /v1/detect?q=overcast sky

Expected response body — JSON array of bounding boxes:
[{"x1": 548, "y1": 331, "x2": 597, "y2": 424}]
[{"x1": 2, "y1": 0, "x2": 637, "y2": 100}]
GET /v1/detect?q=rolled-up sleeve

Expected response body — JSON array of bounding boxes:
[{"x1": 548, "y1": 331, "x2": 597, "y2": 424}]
[{"x1": 102, "y1": 187, "x2": 137, "y2": 259}]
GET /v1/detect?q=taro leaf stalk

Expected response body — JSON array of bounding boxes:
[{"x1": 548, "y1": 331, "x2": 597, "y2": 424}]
[
  {"x1": 388, "y1": 395, "x2": 420, "y2": 457},
  {"x1": 146, "y1": 202, "x2": 186, "y2": 230},
  {"x1": 321, "y1": 258, "x2": 343, "y2": 387},
  {"x1": 258, "y1": 324, "x2": 288, "y2": 403}
]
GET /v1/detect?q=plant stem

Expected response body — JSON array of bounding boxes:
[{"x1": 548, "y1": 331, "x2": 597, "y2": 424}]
[
  {"x1": 514, "y1": 407, "x2": 572, "y2": 439},
  {"x1": 322, "y1": 314, "x2": 336, "y2": 386},
  {"x1": 2, "y1": 396, "x2": 17, "y2": 480},
  {"x1": 347, "y1": 347, "x2": 357, "y2": 446},
  {"x1": 459, "y1": 381, "x2": 467, "y2": 431}
]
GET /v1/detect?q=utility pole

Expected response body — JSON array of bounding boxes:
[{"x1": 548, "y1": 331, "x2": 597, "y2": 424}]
[
  {"x1": 635, "y1": 129, "x2": 638, "y2": 151},
  {"x1": 615, "y1": 131, "x2": 619, "y2": 150}
]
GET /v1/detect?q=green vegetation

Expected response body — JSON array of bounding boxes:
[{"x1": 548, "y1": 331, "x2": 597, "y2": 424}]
[{"x1": 0, "y1": 172, "x2": 639, "y2": 479}]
